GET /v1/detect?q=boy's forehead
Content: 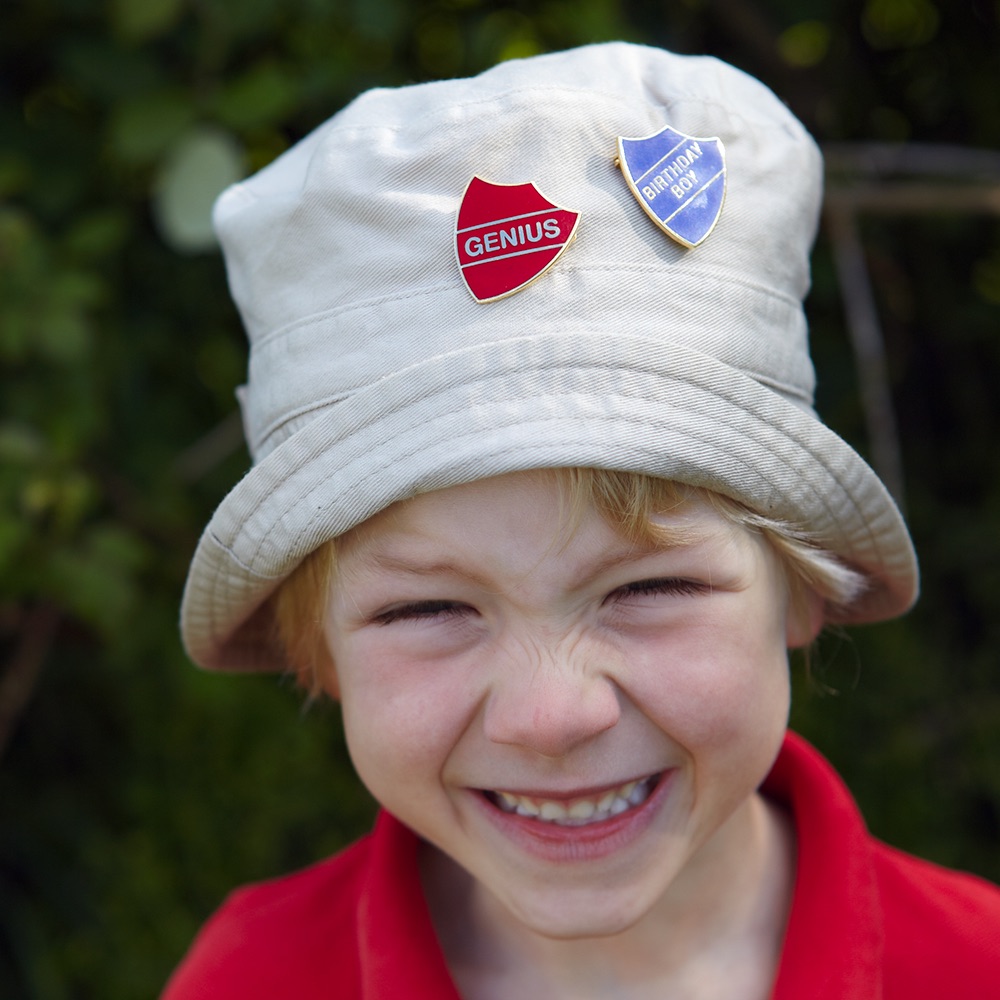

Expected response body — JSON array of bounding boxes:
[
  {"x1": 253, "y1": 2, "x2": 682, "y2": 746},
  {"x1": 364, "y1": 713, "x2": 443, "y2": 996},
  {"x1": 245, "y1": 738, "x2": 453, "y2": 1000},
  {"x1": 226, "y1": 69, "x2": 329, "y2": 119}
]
[{"x1": 338, "y1": 471, "x2": 745, "y2": 562}]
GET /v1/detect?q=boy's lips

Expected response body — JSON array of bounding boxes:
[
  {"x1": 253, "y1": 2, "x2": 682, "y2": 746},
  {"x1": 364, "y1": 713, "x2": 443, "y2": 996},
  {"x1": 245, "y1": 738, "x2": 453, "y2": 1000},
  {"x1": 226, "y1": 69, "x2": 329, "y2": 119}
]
[
  {"x1": 471, "y1": 769, "x2": 675, "y2": 862},
  {"x1": 481, "y1": 772, "x2": 664, "y2": 828}
]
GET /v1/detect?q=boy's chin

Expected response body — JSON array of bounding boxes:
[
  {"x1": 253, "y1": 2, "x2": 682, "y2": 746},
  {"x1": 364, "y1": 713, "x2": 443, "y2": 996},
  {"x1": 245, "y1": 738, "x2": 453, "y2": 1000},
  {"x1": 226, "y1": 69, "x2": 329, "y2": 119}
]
[{"x1": 486, "y1": 880, "x2": 662, "y2": 942}]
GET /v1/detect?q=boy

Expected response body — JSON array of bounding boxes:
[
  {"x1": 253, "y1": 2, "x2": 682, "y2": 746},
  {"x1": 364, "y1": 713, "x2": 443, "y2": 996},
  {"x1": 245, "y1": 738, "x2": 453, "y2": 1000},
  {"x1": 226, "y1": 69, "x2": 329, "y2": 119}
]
[{"x1": 166, "y1": 43, "x2": 1000, "y2": 998}]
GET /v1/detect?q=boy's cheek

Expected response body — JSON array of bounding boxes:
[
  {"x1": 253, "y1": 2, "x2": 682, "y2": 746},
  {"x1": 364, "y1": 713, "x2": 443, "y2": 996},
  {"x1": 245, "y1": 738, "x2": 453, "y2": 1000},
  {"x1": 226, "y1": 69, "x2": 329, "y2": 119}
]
[
  {"x1": 339, "y1": 698, "x2": 453, "y2": 815},
  {"x1": 337, "y1": 662, "x2": 477, "y2": 756},
  {"x1": 633, "y1": 649, "x2": 789, "y2": 753}
]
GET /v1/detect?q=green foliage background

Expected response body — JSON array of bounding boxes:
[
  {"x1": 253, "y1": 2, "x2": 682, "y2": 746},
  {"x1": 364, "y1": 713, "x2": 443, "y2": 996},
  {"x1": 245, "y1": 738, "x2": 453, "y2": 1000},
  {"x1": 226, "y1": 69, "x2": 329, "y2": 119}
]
[{"x1": 2, "y1": 0, "x2": 998, "y2": 996}]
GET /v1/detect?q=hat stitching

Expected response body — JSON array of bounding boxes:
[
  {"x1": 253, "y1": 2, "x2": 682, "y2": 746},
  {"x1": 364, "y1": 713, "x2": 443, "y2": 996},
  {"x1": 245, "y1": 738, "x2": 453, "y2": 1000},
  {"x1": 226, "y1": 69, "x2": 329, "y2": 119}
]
[
  {"x1": 248, "y1": 319, "x2": 815, "y2": 458},
  {"x1": 249, "y1": 265, "x2": 802, "y2": 351},
  {"x1": 240, "y1": 336, "x2": 829, "y2": 497},
  {"x1": 249, "y1": 356, "x2": 817, "y2": 461},
  {"x1": 567, "y1": 262, "x2": 804, "y2": 307},
  {"x1": 252, "y1": 280, "x2": 458, "y2": 348}
]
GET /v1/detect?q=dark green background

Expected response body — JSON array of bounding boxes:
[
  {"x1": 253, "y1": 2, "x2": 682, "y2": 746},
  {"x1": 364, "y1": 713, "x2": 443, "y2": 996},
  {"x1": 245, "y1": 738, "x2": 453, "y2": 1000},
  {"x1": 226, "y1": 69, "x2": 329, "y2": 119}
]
[{"x1": 2, "y1": 1, "x2": 999, "y2": 996}]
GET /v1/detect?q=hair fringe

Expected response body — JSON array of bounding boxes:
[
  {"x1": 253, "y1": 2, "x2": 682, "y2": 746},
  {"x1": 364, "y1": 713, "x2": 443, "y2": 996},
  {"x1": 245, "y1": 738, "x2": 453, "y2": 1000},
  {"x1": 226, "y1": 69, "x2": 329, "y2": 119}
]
[{"x1": 272, "y1": 469, "x2": 869, "y2": 694}]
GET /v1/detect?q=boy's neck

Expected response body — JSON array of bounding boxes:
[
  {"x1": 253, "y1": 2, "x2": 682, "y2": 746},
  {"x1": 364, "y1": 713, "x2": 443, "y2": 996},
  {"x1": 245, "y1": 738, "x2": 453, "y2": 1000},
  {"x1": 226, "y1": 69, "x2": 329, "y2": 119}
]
[{"x1": 419, "y1": 791, "x2": 796, "y2": 1000}]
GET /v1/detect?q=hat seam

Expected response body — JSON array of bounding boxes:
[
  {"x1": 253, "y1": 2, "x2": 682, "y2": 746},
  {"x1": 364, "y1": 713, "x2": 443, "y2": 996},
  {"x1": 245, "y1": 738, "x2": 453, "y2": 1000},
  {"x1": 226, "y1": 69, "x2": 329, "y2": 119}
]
[
  {"x1": 246, "y1": 323, "x2": 815, "y2": 456},
  {"x1": 253, "y1": 280, "x2": 458, "y2": 349},
  {"x1": 205, "y1": 528, "x2": 271, "y2": 578},
  {"x1": 251, "y1": 265, "x2": 801, "y2": 350},
  {"x1": 249, "y1": 361, "x2": 817, "y2": 459}
]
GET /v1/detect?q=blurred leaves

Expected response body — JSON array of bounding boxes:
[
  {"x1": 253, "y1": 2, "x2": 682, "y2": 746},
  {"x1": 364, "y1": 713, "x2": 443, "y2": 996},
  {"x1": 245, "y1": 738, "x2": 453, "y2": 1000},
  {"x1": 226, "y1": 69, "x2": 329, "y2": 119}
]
[
  {"x1": 778, "y1": 19, "x2": 831, "y2": 67},
  {"x1": 1, "y1": 2, "x2": 638, "y2": 996},
  {"x1": 211, "y1": 63, "x2": 300, "y2": 130},
  {"x1": 109, "y1": 91, "x2": 198, "y2": 166},
  {"x1": 108, "y1": 0, "x2": 186, "y2": 44},
  {"x1": 862, "y1": 0, "x2": 940, "y2": 50},
  {"x1": 1, "y1": 1, "x2": 999, "y2": 998}
]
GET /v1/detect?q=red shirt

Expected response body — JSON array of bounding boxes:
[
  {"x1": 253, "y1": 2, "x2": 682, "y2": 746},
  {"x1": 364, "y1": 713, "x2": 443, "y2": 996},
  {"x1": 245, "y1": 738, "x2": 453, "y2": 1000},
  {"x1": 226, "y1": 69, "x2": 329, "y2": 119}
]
[{"x1": 162, "y1": 732, "x2": 1000, "y2": 998}]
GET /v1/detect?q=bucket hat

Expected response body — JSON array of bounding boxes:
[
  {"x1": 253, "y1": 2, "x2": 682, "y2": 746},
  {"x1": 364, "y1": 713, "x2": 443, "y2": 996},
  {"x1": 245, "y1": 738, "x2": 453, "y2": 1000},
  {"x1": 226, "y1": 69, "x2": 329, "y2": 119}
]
[{"x1": 181, "y1": 41, "x2": 918, "y2": 672}]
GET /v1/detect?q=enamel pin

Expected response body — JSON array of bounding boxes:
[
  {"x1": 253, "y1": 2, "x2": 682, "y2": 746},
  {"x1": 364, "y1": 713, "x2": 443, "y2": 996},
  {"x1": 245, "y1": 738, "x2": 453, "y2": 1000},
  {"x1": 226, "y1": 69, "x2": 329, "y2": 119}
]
[
  {"x1": 455, "y1": 177, "x2": 581, "y2": 302},
  {"x1": 616, "y1": 125, "x2": 726, "y2": 248}
]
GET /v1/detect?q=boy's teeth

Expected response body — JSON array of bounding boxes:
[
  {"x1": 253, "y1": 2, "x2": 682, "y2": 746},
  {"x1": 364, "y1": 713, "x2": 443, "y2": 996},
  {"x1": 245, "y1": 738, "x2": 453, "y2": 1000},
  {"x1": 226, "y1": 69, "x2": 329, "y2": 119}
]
[
  {"x1": 540, "y1": 801, "x2": 567, "y2": 821},
  {"x1": 497, "y1": 791, "x2": 519, "y2": 811},
  {"x1": 491, "y1": 775, "x2": 657, "y2": 827}
]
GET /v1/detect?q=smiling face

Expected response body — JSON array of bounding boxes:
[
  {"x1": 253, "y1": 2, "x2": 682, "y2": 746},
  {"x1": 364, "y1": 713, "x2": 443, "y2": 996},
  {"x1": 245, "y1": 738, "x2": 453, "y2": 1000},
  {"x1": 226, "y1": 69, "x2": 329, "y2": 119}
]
[{"x1": 322, "y1": 470, "x2": 807, "y2": 941}]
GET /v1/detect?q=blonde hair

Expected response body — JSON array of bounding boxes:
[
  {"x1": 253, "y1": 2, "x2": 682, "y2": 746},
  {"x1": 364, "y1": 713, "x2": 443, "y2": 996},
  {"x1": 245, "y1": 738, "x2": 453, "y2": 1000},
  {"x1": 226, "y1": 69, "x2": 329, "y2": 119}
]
[{"x1": 273, "y1": 468, "x2": 867, "y2": 693}]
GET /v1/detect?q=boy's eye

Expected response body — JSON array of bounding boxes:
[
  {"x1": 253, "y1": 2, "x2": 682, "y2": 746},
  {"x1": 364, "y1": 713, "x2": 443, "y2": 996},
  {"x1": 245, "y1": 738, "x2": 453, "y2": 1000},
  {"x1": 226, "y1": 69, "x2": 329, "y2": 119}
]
[
  {"x1": 608, "y1": 577, "x2": 708, "y2": 602},
  {"x1": 372, "y1": 600, "x2": 473, "y2": 626}
]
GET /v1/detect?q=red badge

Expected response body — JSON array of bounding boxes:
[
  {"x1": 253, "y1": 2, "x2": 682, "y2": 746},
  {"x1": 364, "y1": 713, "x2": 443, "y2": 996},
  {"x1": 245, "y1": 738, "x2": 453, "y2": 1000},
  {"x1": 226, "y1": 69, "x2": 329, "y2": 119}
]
[{"x1": 455, "y1": 177, "x2": 581, "y2": 303}]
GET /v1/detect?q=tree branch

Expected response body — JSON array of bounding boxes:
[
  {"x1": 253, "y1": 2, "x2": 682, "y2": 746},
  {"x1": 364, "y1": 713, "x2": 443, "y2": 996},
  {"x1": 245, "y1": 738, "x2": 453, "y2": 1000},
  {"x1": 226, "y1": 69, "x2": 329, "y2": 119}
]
[
  {"x1": 825, "y1": 183, "x2": 1000, "y2": 215},
  {"x1": 0, "y1": 602, "x2": 61, "y2": 763},
  {"x1": 824, "y1": 205, "x2": 907, "y2": 510}
]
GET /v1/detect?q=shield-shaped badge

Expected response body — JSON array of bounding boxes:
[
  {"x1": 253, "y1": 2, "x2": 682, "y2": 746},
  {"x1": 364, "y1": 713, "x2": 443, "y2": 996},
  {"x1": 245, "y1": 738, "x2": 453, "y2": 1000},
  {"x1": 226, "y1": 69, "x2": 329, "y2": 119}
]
[
  {"x1": 616, "y1": 125, "x2": 726, "y2": 248},
  {"x1": 455, "y1": 177, "x2": 581, "y2": 303}
]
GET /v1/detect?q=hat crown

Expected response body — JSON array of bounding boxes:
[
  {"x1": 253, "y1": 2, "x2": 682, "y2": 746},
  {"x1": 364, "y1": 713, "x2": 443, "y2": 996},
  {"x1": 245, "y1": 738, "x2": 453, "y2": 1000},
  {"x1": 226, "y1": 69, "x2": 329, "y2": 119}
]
[{"x1": 214, "y1": 42, "x2": 822, "y2": 461}]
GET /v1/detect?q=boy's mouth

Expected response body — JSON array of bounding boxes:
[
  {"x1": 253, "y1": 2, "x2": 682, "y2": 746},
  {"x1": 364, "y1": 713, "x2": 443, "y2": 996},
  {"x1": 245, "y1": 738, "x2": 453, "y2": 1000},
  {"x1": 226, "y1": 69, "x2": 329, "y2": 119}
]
[{"x1": 483, "y1": 774, "x2": 661, "y2": 827}]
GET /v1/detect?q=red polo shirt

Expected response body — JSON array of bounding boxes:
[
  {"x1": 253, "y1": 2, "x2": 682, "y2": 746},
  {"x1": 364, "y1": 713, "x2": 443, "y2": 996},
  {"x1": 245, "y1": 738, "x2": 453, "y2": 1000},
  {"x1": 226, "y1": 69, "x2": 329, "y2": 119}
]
[{"x1": 162, "y1": 732, "x2": 1000, "y2": 998}]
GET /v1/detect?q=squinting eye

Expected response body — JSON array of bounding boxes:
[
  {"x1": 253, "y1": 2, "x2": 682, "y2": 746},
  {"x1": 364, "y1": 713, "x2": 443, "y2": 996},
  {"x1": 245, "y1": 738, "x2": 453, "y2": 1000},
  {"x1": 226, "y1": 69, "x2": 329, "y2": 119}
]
[
  {"x1": 609, "y1": 577, "x2": 708, "y2": 602},
  {"x1": 372, "y1": 600, "x2": 473, "y2": 626}
]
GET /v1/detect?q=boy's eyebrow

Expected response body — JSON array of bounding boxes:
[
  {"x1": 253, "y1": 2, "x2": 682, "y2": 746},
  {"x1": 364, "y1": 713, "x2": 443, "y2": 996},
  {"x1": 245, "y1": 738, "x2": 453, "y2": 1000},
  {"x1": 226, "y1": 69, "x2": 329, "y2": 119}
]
[
  {"x1": 572, "y1": 535, "x2": 719, "y2": 585},
  {"x1": 362, "y1": 551, "x2": 494, "y2": 587},
  {"x1": 357, "y1": 536, "x2": 716, "y2": 589}
]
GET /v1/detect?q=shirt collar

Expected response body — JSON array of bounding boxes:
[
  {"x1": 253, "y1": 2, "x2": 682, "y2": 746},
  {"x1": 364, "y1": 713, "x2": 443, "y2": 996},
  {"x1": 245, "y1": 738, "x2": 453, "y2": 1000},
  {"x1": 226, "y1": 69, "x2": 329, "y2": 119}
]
[
  {"x1": 357, "y1": 810, "x2": 460, "y2": 999},
  {"x1": 767, "y1": 731, "x2": 884, "y2": 1000}
]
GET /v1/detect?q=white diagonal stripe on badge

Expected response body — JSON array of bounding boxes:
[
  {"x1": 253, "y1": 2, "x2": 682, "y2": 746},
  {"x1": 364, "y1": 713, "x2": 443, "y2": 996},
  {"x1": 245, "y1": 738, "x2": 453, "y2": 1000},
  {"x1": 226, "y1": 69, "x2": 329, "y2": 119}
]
[
  {"x1": 456, "y1": 207, "x2": 561, "y2": 234},
  {"x1": 662, "y1": 168, "x2": 726, "y2": 224},
  {"x1": 460, "y1": 243, "x2": 563, "y2": 269}
]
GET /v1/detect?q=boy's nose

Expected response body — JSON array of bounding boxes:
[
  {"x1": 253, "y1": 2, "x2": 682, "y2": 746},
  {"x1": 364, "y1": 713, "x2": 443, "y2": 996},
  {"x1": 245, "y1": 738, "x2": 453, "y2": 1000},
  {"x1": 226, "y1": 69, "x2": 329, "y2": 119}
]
[{"x1": 482, "y1": 638, "x2": 621, "y2": 758}]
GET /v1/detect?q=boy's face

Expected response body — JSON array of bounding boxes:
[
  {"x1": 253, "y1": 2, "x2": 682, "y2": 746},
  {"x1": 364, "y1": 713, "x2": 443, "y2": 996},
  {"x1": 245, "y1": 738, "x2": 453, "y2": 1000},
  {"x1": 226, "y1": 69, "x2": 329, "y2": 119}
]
[{"x1": 323, "y1": 470, "x2": 805, "y2": 939}]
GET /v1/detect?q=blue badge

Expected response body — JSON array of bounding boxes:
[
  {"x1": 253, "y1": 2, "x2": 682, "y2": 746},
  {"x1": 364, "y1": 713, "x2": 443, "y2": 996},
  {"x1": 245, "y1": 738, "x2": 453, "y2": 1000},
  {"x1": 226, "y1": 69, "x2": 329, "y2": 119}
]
[{"x1": 616, "y1": 125, "x2": 726, "y2": 248}]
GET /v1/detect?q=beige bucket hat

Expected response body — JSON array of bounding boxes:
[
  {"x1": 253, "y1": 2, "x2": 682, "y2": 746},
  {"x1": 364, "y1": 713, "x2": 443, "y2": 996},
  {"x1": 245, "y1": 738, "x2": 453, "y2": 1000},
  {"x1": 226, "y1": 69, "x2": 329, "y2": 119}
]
[{"x1": 181, "y1": 41, "x2": 918, "y2": 672}]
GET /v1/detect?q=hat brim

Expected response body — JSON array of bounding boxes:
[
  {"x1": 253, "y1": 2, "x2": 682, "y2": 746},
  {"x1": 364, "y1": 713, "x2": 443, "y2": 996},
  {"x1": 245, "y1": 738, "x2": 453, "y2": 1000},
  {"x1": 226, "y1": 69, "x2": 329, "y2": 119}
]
[{"x1": 180, "y1": 331, "x2": 918, "y2": 672}]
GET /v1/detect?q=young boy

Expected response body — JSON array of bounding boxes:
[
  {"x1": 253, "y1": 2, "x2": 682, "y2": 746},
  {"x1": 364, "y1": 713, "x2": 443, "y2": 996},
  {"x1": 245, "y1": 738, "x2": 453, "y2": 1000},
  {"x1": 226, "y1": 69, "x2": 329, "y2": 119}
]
[{"x1": 165, "y1": 43, "x2": 1000, "y2": 998}]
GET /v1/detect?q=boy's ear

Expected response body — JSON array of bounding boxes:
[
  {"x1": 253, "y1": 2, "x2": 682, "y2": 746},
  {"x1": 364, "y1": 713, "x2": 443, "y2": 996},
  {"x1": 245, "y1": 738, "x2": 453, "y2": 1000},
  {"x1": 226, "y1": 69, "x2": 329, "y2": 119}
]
[{"x1": 786, "y1": 588, "x2": 825, "y2": 649}]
